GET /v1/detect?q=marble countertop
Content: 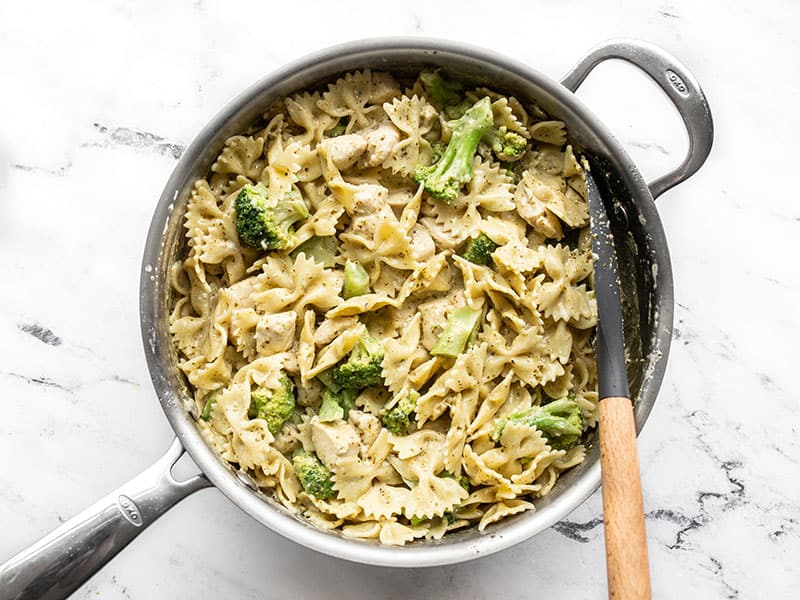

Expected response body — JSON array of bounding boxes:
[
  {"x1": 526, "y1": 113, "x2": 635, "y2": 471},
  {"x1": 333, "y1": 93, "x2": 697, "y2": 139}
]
[{"x1": 1, "y1": 0, "x2": 798, "y2": 598}]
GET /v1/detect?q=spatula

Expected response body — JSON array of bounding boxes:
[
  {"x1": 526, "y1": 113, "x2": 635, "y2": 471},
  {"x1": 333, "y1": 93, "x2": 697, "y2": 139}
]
[{"x1": 586, "y1": 167, "x2": 651, "y2": 599}]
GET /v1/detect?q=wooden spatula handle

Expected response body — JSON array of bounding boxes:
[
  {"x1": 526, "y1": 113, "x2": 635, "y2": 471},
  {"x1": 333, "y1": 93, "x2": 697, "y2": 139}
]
[{"x1": 599, "y1": 396, "x2": 651, "y2": 599}]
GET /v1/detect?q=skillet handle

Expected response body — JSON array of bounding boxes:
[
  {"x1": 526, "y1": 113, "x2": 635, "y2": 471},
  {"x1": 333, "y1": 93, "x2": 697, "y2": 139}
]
[
  {"x1": 561, "y1": 38, "x2": 714, "y2": 200},
  {"x1": 0, "y1": 438, "x2": 211, "y2": 600}
]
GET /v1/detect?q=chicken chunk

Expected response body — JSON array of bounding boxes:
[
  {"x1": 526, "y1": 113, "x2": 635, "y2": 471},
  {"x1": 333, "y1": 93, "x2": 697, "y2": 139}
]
[
  {"x1": 346, "y1": 184, "x2": 396, "y2": 238},
  {"x1": 410, "y1": 224, "x2": 436, "y2": 261},
  {"x1": 311, "y1": 419, "x2": 361, "y2": 469},
  {"x1": 418, "y1": 294, "x2": 464, "y2": 352},
  {"x1": 254, "y1": 311, "x2": 296, "y2": 355},
  {"x1": 348, "y1": 409, "x2": 382, "y2": 450},
  {"x1": 360, "y1": 124, "x2": 401, "y2": 167},
  {"x1": 351, "y1": 184, "x2": 390, "y2": 217},
  {"x1": 318, "y1": 134, "x2": 367, "y2": 170}
]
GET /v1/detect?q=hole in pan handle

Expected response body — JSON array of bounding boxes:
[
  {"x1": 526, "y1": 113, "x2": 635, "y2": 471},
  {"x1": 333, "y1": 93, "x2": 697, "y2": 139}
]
[
  {"x1": 561, "y1": 38, "x2": 714, "y2": 200},
  {"x1": 0, "y1": 437, "x2": 211, "y2": 600}
]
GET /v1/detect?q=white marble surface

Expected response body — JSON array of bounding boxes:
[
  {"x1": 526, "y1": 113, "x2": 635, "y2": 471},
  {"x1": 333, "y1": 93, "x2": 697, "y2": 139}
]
[{"x1": 1, "y1": 0, "x2": 798, "y2": 597}]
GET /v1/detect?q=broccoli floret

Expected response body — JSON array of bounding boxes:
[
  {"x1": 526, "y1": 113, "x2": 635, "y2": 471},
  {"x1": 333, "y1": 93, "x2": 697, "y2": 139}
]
[
  {"x1": 325, "y1": 116, "x2": 348, "y2": 137},
  {"x1": 342, "y1": 260, "x2": 370, "y2": 299},
  {"x1": 413, "y1": 97, "x2": 494, "y2": 204},
  {"x1": 491, "y1": 397, "x2": 583, "y2": 449},
  {"x1": 337, "y1": 388, "x2": 357, "y2": 418},
  {"x1": 200, "y1": 395, "x2": 216, "y2": 421},
  {"x1": 443, "y1": 101, "x2": 471, "y2": 120},
  {"x1": 483, "y1": 126, "x2": 527, "y2": 162},
  {"x1": 430, "y1": 141, "x2": 446, "y2": 163},
  {"x1": 381, "y1": 390, "x2": 419, "y2": 434},
  {"x1": 460, "y1": 233, "x2": 499, "y2": 266},
  {"x1": 331, "y1": 331, "x2": 384, "y2": 390},
  {"x1": 234, "y1": 183, "x2": 309, "y2": 250},
  {"x1": 418, "y1": 70, "x2": 470, "y2": 119},
  {"x1": 292, "y1": 450, "x2": 335, "y2": 500},
  {"x1": 419, "y1": 69, "x2": 463, "y2": 108},
  {"x1": 318, "y1": 387, "x2": 357, "y2": 422},
  {"x1": 290, "y1": 235, "x2": 337, "y2": 267},
  {"x1": 247, "y1": 372, "x2": 296, "y2": 435},
  {"x1": 431, "y1": 306, "x2": 483, "y2": 358},
  {"x1": 318, "y1": 389, "x2": 344, "y2": 422},
  {"x1": 419, "y1": 69, "x2": 526, "y2": 163}
]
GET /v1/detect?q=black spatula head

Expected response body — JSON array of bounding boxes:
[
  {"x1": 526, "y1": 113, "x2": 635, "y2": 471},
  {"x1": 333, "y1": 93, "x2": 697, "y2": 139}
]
[{"x1": 587, "y1": 168, "x2": 630, "y2": 400}]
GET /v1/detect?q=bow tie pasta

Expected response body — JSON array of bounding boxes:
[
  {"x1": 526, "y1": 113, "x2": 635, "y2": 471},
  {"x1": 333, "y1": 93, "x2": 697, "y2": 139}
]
[{"x1": 170, "y1": 68, "x2": 598, "y2": 545}]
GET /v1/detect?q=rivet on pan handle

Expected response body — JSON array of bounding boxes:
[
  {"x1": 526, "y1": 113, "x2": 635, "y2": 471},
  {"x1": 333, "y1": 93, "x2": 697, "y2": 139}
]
[
  {"x1": 561, "y1": 38, "x2": 714, "y2": 200},
  {"x1": 0, "y1": 437, "x2": 210, "y2": 600}
]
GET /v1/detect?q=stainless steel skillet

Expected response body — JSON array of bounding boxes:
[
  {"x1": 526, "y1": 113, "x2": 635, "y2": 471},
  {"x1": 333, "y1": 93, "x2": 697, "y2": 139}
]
[{"x1": 0, "y1": 37, "x2": 712, "y2": 599}]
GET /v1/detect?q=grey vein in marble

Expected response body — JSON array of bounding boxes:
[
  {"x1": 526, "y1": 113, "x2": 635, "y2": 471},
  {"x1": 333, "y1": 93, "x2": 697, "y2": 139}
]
[
  {"x1": 4, "y1": 372, "x2": 72, "y2": 392},
  {"x1": 2, "y1": 371, "x2": 139, "y2": 395},
  {"x1": 17, "y1": 321, "x2": 62, "y2": 347},
  {"x1": 667, "y1": 410, "x2": 746, "y2": 551},
  {"x1": 12, "y1": 161, "x2": 73, "y2": 176},
  {"x1": 657, "y1": 7, "x2": 682, "y2": 20},
  {"x1": 552, "y1": 517, "x2": 603, "y2": 542},
  {"x1": 87, "y1": 123, "x2": 185, "y2": 159}
]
